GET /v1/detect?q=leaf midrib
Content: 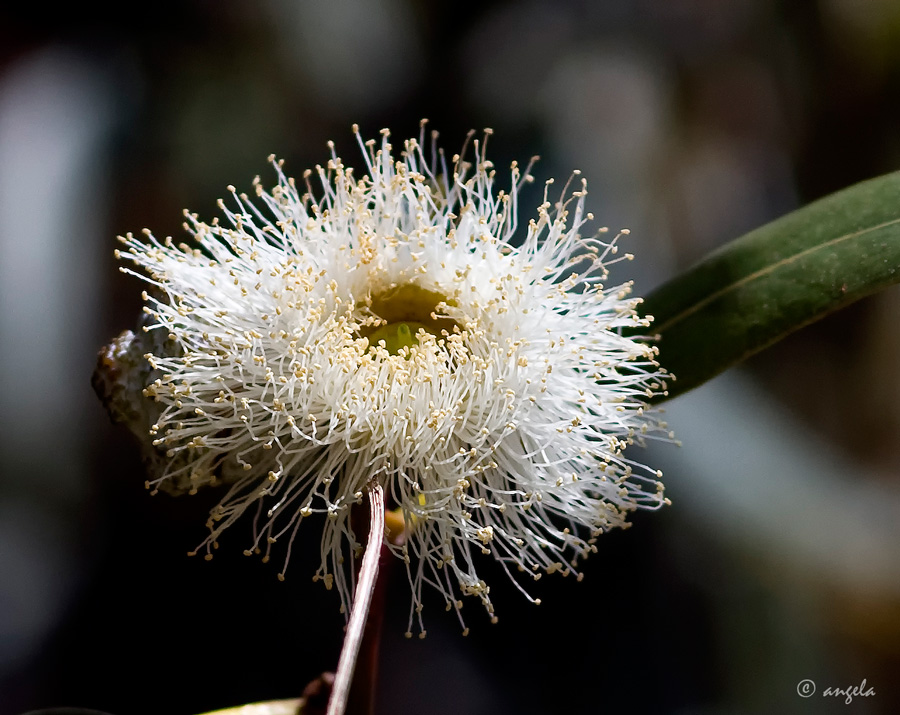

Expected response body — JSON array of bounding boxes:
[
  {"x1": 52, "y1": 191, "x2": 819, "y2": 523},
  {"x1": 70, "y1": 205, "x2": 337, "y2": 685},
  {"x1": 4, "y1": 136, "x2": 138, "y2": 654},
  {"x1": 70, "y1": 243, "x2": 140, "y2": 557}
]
[{"x1": 653, "y1": 217, "x2": 900, "y2": 334}]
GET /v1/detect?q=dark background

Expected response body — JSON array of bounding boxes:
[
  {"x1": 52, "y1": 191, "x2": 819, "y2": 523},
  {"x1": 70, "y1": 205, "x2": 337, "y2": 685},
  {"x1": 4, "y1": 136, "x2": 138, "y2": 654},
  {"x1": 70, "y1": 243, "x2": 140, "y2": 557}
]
[{"x1": 1, "y1": 1, "x2": 900, "y2": 713}]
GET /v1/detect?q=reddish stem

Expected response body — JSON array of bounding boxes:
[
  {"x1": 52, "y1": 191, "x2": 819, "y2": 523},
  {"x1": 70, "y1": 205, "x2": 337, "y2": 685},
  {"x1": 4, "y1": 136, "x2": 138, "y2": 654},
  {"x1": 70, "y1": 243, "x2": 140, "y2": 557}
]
[
  {"x1": 326, "y1": 484, "x2": 385, "y2": 715},
  {"x1": 345, "y1": 536, "x2": 394, "y2": 715}
]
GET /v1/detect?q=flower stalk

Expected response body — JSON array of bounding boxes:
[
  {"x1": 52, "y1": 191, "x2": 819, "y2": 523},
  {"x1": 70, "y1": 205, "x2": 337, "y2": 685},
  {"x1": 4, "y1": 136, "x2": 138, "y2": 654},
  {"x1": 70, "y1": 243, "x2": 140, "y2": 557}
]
[{"x1": 327, "y1": 483, "x2": 385, "y2": 715}]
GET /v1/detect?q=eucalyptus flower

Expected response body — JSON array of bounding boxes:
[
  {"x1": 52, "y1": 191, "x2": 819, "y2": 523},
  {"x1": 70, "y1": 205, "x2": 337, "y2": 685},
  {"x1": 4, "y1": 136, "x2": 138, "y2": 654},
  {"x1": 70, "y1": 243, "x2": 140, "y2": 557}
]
[{"x1": 98, "y1": 124, "x2": 671, "y2": 637}]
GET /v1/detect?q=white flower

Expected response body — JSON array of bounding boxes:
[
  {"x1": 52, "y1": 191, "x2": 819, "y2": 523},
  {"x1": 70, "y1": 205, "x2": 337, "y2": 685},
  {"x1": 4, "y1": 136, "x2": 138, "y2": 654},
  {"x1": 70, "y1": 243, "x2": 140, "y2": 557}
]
[{"x1": 111, "y1": 124, "x2": 671, "y2": 636}]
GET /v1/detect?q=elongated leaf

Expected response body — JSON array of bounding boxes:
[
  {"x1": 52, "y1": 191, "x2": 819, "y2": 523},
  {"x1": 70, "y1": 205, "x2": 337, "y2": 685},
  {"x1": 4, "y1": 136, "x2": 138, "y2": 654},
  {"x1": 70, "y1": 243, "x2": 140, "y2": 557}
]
[{"x1": 639, "y1": 171, "x2": 900, "y2": 401}]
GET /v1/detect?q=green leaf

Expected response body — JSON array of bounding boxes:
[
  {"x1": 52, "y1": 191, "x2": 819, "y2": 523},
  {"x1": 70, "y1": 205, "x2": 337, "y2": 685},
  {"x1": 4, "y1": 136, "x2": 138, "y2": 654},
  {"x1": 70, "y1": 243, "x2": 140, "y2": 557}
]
[{"x1": 638, "y1": 171, "x2": 900, "y2": 401}]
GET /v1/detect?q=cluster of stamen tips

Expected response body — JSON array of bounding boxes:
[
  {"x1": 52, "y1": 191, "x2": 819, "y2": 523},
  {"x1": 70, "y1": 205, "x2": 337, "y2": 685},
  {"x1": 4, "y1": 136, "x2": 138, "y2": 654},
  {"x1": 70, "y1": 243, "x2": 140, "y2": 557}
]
[{"x1": 114, "y1": 122, "x2": 671, "y2": 637}]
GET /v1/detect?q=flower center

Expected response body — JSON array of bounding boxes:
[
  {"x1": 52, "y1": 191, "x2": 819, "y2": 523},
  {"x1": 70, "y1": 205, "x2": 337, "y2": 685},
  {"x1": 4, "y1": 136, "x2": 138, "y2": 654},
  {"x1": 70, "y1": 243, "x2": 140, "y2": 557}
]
[
  {"x1": 366, "y1": 321, "x2": 421, "y2": 355},
  {"x1": 362, "y1": 284, "x2": 458, "y2": 354}
]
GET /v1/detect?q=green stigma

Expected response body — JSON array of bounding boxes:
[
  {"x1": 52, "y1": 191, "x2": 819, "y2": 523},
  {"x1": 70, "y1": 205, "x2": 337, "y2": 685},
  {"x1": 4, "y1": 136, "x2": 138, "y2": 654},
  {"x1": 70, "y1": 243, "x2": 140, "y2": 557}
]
[
  {"x1": 362, "y1": 283, "x2": 460, "y2": 356},
  {"x1": 368, "y1": 321, "x2": 431, "y2": 356}
]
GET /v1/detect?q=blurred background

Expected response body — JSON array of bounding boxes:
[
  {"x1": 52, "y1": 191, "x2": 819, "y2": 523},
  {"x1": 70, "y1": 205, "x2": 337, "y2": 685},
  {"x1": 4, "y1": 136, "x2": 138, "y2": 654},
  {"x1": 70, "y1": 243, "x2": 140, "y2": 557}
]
[{"x1": 2, "y1": 1, "x2": 900, "y2": 713}]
